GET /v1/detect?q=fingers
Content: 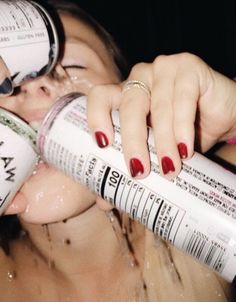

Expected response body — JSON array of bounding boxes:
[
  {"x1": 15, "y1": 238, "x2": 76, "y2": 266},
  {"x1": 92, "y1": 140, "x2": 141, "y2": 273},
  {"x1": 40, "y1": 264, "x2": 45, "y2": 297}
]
[
  {"x1": 87, "y1": 64, "x2": 153, "y2": 180},
  {"x1": 119, "y1": 65, "x2": 152, "y2": 178},
  {"x1": 149, "y1": 61, "x2": 181, "y2": 178},
  {"x1": 150, "y1": 54, "x2": 201, "y2": 178},
  {"x1": 173, "y1": 70, "x2": 199, "y2": 159},
  {"x1": 0, "y1": 57, "x2": 13, "y2": 96},
  {"x1": 87, "y1": 84, "x2": 121, "y2": 147},
  {"x1": 88, "y1": 53, "x2": 209, "y2": 181}
]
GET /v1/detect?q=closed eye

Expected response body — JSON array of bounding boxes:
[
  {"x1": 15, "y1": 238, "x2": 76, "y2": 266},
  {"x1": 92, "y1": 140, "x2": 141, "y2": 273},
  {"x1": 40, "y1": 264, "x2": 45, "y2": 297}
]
[{"x1": 62, "y1": 65, "x2": 87, "y2": 70}]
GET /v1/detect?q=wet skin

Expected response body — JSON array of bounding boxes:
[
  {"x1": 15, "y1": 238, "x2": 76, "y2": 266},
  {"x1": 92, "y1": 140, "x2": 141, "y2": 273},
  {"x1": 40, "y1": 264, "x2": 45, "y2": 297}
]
[{"x1": 0, "y1": 11, "x2": 233, "y2": 302}]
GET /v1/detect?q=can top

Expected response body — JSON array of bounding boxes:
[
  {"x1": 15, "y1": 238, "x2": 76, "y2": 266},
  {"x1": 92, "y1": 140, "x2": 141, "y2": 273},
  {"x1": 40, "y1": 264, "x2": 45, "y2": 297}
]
[
  {"x1": 31, "y1": 1, "x2": 59, "y2": 77},
  {"x1": 0, "y1": 108, "x2": 37, "y2": 153},
  {"x1": 37, "y1": 92, "x2": 84, "y2": 155}
]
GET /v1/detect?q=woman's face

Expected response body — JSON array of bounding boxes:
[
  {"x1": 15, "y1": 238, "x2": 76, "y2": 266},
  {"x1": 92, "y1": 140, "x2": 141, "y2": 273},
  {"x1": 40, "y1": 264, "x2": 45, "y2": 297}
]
[{"x1": 0, "y1": 13, "x2": 120, "y2": 223}]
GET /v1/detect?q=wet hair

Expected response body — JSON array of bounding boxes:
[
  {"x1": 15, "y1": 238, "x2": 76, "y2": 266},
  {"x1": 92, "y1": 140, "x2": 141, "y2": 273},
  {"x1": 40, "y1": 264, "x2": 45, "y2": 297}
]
[{"x1": 0, "y1": 0, "x2": 128, "y2": 254}]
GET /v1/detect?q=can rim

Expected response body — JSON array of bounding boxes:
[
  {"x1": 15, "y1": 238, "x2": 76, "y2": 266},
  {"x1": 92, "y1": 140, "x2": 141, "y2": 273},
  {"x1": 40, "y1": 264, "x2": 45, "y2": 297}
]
[
  {"x1": 37, "y1": 92, "x2": 84, "y2": 155},
  {"x1": 31, "y1": 1, "x2": 59, "y2": 77},
  {"x1": 0, "y1": 108, "x2": 37, "y2": 153}
]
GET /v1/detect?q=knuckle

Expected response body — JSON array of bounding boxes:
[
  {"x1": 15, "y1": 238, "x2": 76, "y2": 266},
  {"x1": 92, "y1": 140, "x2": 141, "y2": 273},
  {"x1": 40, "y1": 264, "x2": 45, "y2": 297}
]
[
  {"x1": 176, "y1": 52, "x2": 202, "y2": 65},
  {"x1": 88, "y1": 85, "x2": 109, "y2": 104},
  {"x1": 89, "y1": 84, "x2": 106, "y2": 97},
  {"x1": 153, "y1": 52, "x2": 202, "y2": 69},
  {"x1": 153, "y1": 55, "x2": 168, "y2": 69},
  {"x1": 129, "y1": 62, "x2": 149, "y2": 77}
]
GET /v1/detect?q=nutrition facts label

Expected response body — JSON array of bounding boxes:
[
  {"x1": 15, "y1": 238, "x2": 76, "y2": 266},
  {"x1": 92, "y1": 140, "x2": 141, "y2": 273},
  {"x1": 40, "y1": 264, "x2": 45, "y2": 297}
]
[
  {"x1": 0, "y1": 1, "x2": 48, "y2": 43},
  {"x1": 0, "y1": 0, "x2": 58, "y2": 85},
  {"x1": 83, "y1": 156, "x2": 185, "y2": 243}
]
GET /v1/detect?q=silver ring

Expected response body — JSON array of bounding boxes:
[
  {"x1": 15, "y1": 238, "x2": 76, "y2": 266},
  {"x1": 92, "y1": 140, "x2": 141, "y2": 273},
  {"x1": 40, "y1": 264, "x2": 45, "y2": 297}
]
[{"x1": 122, "y1": 80, "x2": 151, "y2": 97}]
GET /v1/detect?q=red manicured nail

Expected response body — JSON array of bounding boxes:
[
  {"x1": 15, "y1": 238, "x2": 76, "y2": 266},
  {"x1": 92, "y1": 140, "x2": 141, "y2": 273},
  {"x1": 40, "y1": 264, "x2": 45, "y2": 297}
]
[
  {"x1": 129, "y1": 158, "x2": 144, "y2": 178},
  {"x1": 95, "y1": 131, "x2": 109, "y2": 148},
  {"x1": 161, "y1": 156, "x2": 175, "y2": 175},
  {"x1": 177, "y1": 143, "x2": 188, "y2": 159}
]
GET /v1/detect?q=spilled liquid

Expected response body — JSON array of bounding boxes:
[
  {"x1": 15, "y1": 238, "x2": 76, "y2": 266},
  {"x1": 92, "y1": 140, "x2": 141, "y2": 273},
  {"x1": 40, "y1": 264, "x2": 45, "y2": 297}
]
[
  {"x1": 105, "y1": 210, "x2": 234, "y2": 301},
  {"x1": 2, "y1": 66, "x2": 234, "y2": 301},
  {"x1": 106, "y1": 209, "x2": 148, "y2": 301},
  {"x1": 3, "y1": 186, "x2": 233, "y2": 301}
]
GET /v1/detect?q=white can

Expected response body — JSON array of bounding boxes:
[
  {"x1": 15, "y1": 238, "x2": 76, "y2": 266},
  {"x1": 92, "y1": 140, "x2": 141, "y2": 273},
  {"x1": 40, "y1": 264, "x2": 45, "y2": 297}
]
[
  {"x1": 37, "y1": 93, "x2": 236, "y2": 282},
  {"x1": 0, "y1": 0, "x2": 59, "y2": 86},
  {"x1": 0, "y1": 108, "x2": 38, "y2": 214}
]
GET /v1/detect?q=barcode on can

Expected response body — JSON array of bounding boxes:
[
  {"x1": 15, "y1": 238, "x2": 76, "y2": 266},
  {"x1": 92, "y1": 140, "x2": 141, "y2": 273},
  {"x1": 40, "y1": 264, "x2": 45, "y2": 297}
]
[{"x1": 182, "y1": 229, "x2": 227, "y2": 273}]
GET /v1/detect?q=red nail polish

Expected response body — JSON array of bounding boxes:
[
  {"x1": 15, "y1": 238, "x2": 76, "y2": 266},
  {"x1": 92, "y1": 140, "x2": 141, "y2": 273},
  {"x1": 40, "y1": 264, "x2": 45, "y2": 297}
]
[
  {"x1": 178, "y1": 143, "x2": 188, "y2": 159},
  {"x1": 129, "y1": 158, "x2": 144, "y2": 178},
  {"x1": 95, "y1": 131, "x2": 109, "y2": 148},
  {"x1": 161, "y1": 156, "x2": 175, "y2": 175}
]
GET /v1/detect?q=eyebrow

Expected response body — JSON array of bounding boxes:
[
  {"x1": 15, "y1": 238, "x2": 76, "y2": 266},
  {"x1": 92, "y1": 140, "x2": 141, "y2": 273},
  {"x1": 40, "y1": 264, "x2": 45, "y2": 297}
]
[
  {"x1": 65, "y1": 35, "x2": 100, "y2": 59},
  {"x1": 66, "y1": 35, "x2": 88, "y2": 45},
  {"x1": 65, "y1": 35, "x2": 110, "y2": 71}
]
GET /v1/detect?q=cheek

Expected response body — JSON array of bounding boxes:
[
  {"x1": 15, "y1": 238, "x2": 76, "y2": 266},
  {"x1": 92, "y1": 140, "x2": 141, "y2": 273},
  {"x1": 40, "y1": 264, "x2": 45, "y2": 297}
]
[{"x1": 18, "y1": 168, "x2": 95, "y2": 223}]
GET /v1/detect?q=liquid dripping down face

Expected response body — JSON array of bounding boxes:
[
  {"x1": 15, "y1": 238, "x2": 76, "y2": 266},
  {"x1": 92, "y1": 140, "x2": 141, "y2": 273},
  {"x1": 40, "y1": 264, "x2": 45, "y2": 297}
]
[{"x1": 0, "y1": 13, "x2": 120, "y2": 223}]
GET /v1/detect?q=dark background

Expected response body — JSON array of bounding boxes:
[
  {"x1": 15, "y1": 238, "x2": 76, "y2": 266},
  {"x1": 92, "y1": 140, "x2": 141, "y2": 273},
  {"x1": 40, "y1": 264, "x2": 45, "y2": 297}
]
[{"x1": 76, "y1": 0, "x2": 236, "y2": 77}]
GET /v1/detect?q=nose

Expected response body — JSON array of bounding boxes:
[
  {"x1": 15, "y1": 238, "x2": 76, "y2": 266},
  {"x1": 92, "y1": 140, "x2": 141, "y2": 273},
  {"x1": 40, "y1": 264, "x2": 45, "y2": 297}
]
[
  {"x1": 15, "y1": 65, "x2": 72, "y2": 103},
  {"x1": 17, "y1": 75, "x2": 60, "y2": 102}
]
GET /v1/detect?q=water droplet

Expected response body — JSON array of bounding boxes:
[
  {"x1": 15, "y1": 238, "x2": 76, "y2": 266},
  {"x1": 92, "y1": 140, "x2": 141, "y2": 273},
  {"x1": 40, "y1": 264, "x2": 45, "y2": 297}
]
[
  {"x1": 154, "y1": 235, "x2": 163, "y2": 247},
  {"x1": 129, "y1": 259, "x2": 136, "y2": 268},
  {"x1": 7, "y1": 270, "x2": 17, "y2": 281},
  {"x1": 215, "y1": 290, "x2": 222, "y2": 297},
  {"x1": 106, "y1": 210, "x2": 115, "y2": 223},
  {"x1": 122, "y1": 227, "x2": 127, "y2": 234},
  {"x1": 179, "y1": 293, "x2": 185, "y2": 299},
  {"x1": 145, "y1": 260, "x2": 150, "y2": 270},
  {"x1": 205, "y1": 272, "x2": 211, "y2": 278},
  {"x1": 47, "y1": 259, "x2": 55, "y2": 270}
]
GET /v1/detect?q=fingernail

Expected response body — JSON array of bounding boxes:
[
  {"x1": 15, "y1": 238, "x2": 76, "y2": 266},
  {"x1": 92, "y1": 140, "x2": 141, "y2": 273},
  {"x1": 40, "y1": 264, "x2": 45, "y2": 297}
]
[
  {"x1": 161, "y1": 156, "x2": 175, "y2": 175},
  {"x1": 95, "y1": 131, "x2": 109, "y2": 148},
  {"x1": 177, "y1": 143, "x2": 188, "y2": 159},
  {"x1": 129, "y1": 158, "x2": 144, "y2": 178},
  {"x1": 0, "y1": 78, "x2": 13, "y2": 95}
]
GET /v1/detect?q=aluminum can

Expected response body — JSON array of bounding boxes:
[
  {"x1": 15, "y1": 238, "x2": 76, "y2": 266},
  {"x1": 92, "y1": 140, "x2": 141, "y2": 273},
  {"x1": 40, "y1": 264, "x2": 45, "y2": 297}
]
[
  {"x1": 37, "y1": 93, "x2": 236, "y2": 282},
  {"x1": 0, "y1": 0, "x2": 59, "y2": 86},
  {"x1": 0, "y1": 108, "x2": 38, "y2": 214}
]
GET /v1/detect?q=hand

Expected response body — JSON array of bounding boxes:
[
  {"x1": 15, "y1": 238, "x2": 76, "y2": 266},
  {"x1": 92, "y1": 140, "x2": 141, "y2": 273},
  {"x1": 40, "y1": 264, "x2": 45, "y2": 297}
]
[
  {"x1": 0, "y1": 56, "x2": 13, "y2": 96},
  {"x1": 87, "y1": 52, "x2": 236, "y2": 180}
]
